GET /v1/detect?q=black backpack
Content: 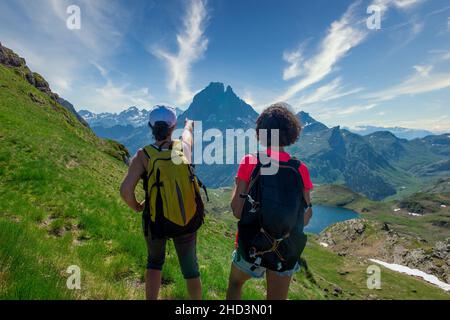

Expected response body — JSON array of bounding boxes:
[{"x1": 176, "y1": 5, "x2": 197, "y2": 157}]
[{"x1": 237, "y1": 153, "x2": 308, "y2": 272}]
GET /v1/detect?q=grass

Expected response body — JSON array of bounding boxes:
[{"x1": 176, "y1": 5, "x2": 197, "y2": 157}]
[
  {"x1": 312, "y1": 184, "x2": 450, "y2": 244},
  {"x1": 0, "y1": 64, "x2": 146, "y2": 299},
  {"x1": 312, "y1": 184, "x2": 372, "y2": 211},
  {"x1": 0, "y1": 63, "x2": 449, "y2": 300}
]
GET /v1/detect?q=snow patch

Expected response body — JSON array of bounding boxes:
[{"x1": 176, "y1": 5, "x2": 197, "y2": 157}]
[
  {"x1": 408, "y1": 212, "x2": 422, "y2": 217},
  {"x1": 369, "y1": 259, "x2": 450, "y2": 292}
]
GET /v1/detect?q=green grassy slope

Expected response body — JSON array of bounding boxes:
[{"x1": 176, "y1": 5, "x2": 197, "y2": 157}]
[
  {"x1": 312, "y1": 184, "x2": 450, "y2": 244},
  {"x1": 0, "y1": 64, "x2": 448, "y2": 299},
  {"x1": 0, "y1": 64, "x2": 144, "y2": 299}
]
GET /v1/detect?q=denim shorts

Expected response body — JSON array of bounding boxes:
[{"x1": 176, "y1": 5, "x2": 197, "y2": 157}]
[{"x1": 232, "y1": 250, "x2": 300, "y2": 279}]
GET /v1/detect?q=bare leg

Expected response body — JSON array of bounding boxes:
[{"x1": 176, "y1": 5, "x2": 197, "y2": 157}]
[
  {"x1": 186, "y1": 277, "x2": 202, "y2": 300},
  {"x1": 226, "y1": 264, "x2": 251, "y2": 300},
  {"x1": 266, "y1": 270, "x2": 292, "y2": 300},
  {"x1": 146, "y1": 269, "x2": 162, "y2": 300},
  {"x1": 172, "y1": 233, "x2": 202, "y2": 300}
]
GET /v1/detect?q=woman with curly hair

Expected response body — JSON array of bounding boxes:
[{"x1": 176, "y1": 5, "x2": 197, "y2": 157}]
[{"x1": 226, "y1": 103, "x2": 314, "y2": 300}]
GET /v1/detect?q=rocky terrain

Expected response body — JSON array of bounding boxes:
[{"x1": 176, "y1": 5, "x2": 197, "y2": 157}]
[{"x1": 319, "y1": 219, "x2": 450, "y2": 284}]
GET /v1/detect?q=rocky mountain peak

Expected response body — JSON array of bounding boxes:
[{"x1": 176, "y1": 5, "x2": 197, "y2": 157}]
[{"x1": 183, "y1": 82, "x2": 258, "y2": 129}]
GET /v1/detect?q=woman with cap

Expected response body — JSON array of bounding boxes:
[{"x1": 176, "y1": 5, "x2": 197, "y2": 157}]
[{"x1": 120, "y1": 105, "x2": 201, "y2": 300}]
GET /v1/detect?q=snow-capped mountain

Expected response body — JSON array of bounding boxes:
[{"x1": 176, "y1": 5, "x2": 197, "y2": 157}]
[
  {"x1": 345, "y1": 125, "x2": 435, "y2": 140},
  {"x1": 79, "y1": 106, "x2": 184, "y2": 128}
]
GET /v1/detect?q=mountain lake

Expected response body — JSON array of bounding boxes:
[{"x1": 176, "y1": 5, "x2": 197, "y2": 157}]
[{"x1": 305, "y1": 205, "x2": 359, "y2": 234}]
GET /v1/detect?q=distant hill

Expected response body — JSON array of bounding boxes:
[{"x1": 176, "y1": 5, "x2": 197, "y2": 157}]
[
  {"x1": 346, "y1": 125, "x2": 435, "y2": 140},
  {"x1": 291, "y1": 126, "x2": 401, "y2": 200}
]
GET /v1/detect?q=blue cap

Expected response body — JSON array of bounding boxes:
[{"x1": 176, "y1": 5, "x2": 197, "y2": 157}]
[{"x1": 149, "y1": 105, "x2": 177, "y2": 127}]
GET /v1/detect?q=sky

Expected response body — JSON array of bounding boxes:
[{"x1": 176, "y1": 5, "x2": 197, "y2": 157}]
[{"x1": 0, "y1": 0, "x2": 450, "y2": 131}]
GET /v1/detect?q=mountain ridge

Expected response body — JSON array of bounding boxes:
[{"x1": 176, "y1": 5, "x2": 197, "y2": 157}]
[
  {"x1": 346, "y1": 125, "x2": 436, "y2": 140},
  {"x1": 80, "y1": 82, "x2": 449, "y2": 200},
  {"x1": 79, "y1": 106, "x2": 184, "y2": 129}
]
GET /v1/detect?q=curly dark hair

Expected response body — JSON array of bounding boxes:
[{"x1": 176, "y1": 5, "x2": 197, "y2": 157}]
[{"x1": 256, "y1": 103, "x2": 302, "y2": 147}]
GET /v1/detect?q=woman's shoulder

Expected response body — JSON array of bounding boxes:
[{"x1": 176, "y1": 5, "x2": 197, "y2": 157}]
[{"x1": 240, "y1": 153, "x2": 258, "y2": 165}]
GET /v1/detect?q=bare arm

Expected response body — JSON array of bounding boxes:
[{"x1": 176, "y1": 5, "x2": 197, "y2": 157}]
[
  {"x1": 231, "y1": 178, "x2": 249, "y2": 219},
  {"x1": 303, "y1": 189, "x2": 313, "y2": 227},
  {"x1": 120, "y1": 150, "x2": 146, "y2": 212},
  {"x1": 182, "y1": 119, "x2": 194, "y2": 148},
  {"x1": 182, "y1": 119, "x2": 194, "y2": 163}
]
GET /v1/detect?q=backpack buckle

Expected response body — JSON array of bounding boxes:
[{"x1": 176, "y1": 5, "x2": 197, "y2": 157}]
[
  {"x1": 240, "y1": 194, "x2": 260, "y2": 213},
  {"x1": 249, "y1": 247, "x2": 257, "y2": 259},
  {"x1": 250, "y1": 257, "x2": 262, "y2": 271}
]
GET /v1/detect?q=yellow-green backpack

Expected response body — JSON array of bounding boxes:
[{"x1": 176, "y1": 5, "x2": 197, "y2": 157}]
[{"x1": 142, "y1": 140, "x2": 207, "y2": 239}]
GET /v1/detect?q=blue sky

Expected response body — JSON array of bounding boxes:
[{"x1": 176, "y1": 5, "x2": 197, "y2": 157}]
[{"x1": 0, "y1": 0, "x2": 449, "y2": 131}]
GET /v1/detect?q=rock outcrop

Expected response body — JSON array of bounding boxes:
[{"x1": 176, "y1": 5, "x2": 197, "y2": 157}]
[
  {"x1": 319, "y1": 219, "x2": 450, "y2": 283},
  {"x1": 0, "y1": 42, "x2": 87, "y2": 127}
]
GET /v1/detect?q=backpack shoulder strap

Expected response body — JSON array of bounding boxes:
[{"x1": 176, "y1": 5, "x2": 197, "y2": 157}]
[
  {"x1": 142, "y1": 147, "x2": 151, "y2": 160},
  {"x1": 144, "y1": 144, "x2": 162, "y2": 157},
  {"x1": 143, "y1": 145, "x2": 167, "y2": 176},
  {"x1": 286, "y1": 156, "x2": 305, "y2": 187},
  {"x1": 287, "y1": 157, "x2": 307, "y2": 210},
  {"x1": 288, "y1": 156, "x2": 302, "y2": 168},
  {"x1": 244, "y1": 152, "x2": 266, "y2": 189}
]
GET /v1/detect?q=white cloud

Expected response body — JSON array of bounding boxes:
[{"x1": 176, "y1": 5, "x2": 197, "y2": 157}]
[
  {"x1": 242, "y1": 89, "x2": 256, "y2": 107},
  {"x1": 335, "y1": 104, "x2": 378, "y2": 116},
  {"x1": 278, "y1": 0, "x2": 428, "y2": 103},
  {"x1": 393, "y1": 0, "x2": 424, "y2": 9},
  {"x1": 394, "y1": 115, "x2": 450, "y2": 132},
  {"x1": 278, "y1": 3, "x2": 367, "y2": 102},
  {"x1": 297, "y1": 78, "x2": 363, "y2": 108},
  {"x1": 153, "y1": 0, "x2": 209, "y2": 105},
  {"x1": 82, "y1": 63, "x2": 153, "y2": 113},
  {"x1": 314, "y1": 103, "x2": 378, "y2": 121},
  {"x1": 282, "y1": 44, "x2": 306, "y2": 81},
  {"x1": 93, "y1": 82, "x2": 153, "y2": 112},
  {"x1": 413, "y1": 65, "x2": 433, "y2": 76},
  {"x1": 366, "y1": 66, "x2": 450, "y2": 101},
  {"x1": 372, "y1": 0, "x2": 424, "y2": 12},
  {"x1": 411, "y1": 21, "x2": 425, "y2": 35},
  {"x1": 351, "y1": 115, "x2": 450, "y2": 132},
  {"x1": 0, "y1": 0, "x2": 130, "y2": 102}
]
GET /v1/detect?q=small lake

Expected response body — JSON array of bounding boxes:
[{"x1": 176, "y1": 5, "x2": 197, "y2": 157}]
[{"x1": 304, "y1": 205, "x2": 359, "y2": 234}]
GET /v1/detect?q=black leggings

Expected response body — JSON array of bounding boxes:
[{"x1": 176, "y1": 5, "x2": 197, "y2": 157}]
[{"x1": 145, "y1": 232, "x2": 200, "y2": 280}]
